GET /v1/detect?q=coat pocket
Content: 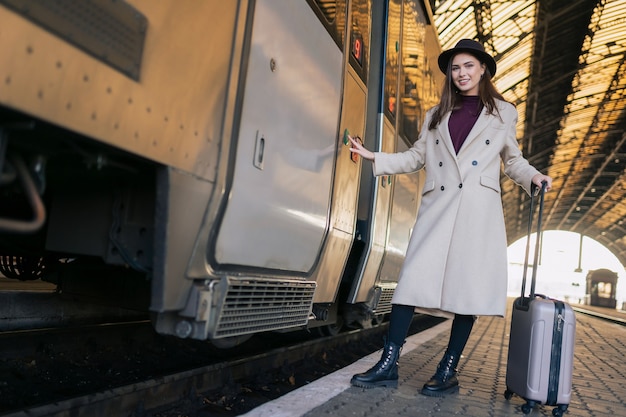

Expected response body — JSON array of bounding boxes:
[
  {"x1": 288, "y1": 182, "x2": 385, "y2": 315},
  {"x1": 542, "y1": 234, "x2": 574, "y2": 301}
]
[{"x1": 480, "y1": 175, "x2": 501, "y2": 193}]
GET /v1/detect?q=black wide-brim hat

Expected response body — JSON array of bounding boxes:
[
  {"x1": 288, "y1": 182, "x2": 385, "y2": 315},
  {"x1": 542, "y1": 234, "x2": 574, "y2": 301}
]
[{"x1": 438, "y1": 39, "x2": 497, "y2": 76}]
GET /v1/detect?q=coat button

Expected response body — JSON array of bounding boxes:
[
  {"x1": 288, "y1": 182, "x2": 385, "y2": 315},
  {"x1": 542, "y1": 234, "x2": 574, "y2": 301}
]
[
  {"x1": 440, "y1": 185, "x2": 445, "y2": 191},
  {"x1": 472, "y1": 160, "x2": 478, "y2": 166},
  {"x1": 485, "y1": 139, "x2": 490, "y2": 145},
  {"x1": 439, "y1": 161, "x2": 443, "y2": 167},
  {"x1": 458, "y1": 183, "x2": 463, "y2": 188},
  {"x1": 436, "y1": 139, "x2": 439, "y2": 144}
]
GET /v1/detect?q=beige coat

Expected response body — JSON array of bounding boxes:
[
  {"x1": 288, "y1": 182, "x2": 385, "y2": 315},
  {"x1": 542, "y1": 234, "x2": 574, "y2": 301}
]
[{"x1": 374, "y1": 99, "x2": 540, "y2": 318}]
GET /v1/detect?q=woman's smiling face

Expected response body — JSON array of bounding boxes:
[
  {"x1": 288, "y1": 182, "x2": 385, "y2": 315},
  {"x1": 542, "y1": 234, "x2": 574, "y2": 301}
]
[{"x1": 451, "y1": 53, "x2": 485, "y2": 96}]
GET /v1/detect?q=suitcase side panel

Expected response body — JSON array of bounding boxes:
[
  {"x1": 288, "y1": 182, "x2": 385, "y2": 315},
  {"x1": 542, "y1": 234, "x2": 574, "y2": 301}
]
[
  {"x1": 555, "y1": 304, "x2": 576, "y2": 405},
  {"x1": 506, "y1": 298, "x2": 556, "y2": 402},
  {"x1": 506, "y1": 305, "x2": 533, "y2": 393},
  {"x1": 506, "y1": 298, "x2": 576, "y2": 406}
]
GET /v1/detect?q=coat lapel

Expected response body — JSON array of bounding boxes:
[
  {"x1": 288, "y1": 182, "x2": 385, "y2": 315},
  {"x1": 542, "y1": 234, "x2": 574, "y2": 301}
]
[
  {"x1": 437, "y1": 112, "x2": 457, "y2": 157},
  {"x1": 457, "y1": 107, "x2": 492, "y2": 154},
  {"x1": 437, "y1": 107, "x2": 495, "y2": 157}
]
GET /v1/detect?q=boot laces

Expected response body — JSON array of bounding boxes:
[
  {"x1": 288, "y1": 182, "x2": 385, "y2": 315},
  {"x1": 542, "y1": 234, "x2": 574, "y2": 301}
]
[{"x1": 434, "y1": 354, "x2": 458, "y2": 382}]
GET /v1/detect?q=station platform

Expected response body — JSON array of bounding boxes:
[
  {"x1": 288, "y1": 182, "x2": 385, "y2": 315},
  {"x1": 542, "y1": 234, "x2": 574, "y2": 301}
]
[{"x1": 242, "y1": 299, "x2": 626, "y2": 417}]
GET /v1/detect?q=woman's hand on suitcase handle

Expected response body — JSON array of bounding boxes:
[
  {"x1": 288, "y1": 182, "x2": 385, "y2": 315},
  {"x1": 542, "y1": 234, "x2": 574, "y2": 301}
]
[{"x1": 531, "y1": 174, "x2": 552, "y2": 192}]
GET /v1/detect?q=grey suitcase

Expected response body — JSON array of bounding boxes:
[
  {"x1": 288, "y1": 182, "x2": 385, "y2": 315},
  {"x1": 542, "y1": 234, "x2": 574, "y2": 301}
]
[{"x1": 504, "y1": 183, "x2": 576, "y2": 416}]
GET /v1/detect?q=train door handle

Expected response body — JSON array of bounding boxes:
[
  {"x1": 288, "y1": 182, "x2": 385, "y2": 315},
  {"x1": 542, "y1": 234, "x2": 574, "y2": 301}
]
[{"x1": 253, "y1": 130, "x2": 265, "y2": 170}]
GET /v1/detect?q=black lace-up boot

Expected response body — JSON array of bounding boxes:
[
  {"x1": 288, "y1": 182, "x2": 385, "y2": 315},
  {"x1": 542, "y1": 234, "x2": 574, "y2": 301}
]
[
  {"x1": 420, "y1": 351, "x2": 461, "y2": 396},
  {"x1": 350, "y1": 339, "x2": 402, "y2": 388}
]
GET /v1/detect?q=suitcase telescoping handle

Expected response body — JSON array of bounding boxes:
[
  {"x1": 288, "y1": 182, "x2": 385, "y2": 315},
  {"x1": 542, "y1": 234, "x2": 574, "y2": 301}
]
[{"x1": 520, "y1": 180, "x2": 547, "y2": 301}]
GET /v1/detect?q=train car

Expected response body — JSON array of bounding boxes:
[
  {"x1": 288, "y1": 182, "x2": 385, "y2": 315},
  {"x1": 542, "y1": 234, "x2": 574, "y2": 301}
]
[{"x1": 0, "y1": 0, "x2": 442, "y2": 346}]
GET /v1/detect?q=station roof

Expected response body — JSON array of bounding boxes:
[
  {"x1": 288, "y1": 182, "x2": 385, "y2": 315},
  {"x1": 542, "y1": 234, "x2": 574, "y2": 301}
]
[{"x1": 430, "y1": 0, "x2": 626, "y2": 267}]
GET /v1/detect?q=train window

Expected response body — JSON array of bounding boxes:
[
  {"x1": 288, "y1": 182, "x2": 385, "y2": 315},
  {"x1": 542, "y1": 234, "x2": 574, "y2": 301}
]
[
  {"x1": 398, "y1": 0, "x2": 427, "y2": 145},
  {"x1": 349, "y1": 0, "x2": 370, "y2": 82},
  {"x1": 384, "y1": 0, "x2": 402, "y2": 121},
  {"x1": 307, "y1": 0, "x2": 346, "y2": 49}
]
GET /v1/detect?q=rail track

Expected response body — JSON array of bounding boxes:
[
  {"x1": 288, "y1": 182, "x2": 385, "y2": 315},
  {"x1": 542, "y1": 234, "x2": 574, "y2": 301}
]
[
  {"x1": 571, "y1": 305, "x2": 626, "y2": 326},
  {"x1": 0, "y1": 305, "x2": 622, "y2": 417},
  {"x1": 0, "y1": 311, "x2": 444, "y2": 417}
]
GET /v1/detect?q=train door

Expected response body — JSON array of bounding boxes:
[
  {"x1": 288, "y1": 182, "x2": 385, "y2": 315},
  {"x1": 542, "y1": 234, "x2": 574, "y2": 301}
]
[
  {"x1": 377, "y1": 2, "x2": 442, "y2": 295},
  {"x1": 344, "y1": 0, "x2": 399, "y2": 309},
  {"x1": 210, "y1": 0, "x2": 344, "y2": 276},
  {"x1": 347, "y1": 0, "x2": 442, "y2": 313},
  {"x1": 307, "y1": 0, "x2": 371, "y2": 310}
]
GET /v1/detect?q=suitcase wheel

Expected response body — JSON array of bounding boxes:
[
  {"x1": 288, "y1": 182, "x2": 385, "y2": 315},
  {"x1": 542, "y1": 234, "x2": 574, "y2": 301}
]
[
  {"x1": 503, "y1": 389, "x2": 513, "y2": 400},
  {"x1": 552, "y1": 405, "x2": 568, "y2": 417},
  {"x1": 521, "y1": 400, "x2": 536, "y2": 414}
]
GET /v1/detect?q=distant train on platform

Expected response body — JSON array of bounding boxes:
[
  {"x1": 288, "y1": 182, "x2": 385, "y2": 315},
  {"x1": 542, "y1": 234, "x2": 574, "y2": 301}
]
[{"x1": 0, "y1": 0, "x2": 443, "y2": 346}]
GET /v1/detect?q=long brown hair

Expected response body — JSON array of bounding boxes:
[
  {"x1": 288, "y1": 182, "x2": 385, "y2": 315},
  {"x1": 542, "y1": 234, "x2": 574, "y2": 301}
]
[{"x1": 428, "y1": 53, "x2": 506, "y2": 130}]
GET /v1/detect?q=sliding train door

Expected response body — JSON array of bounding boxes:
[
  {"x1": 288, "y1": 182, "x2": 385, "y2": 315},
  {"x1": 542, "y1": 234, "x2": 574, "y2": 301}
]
[
  {"x1": 377, "y1": 1, "x2": 442, "y2": 294},
  {"x1": 348, "y1": 0, "x2": 442, "y2": 311},
  {"x1": 211, "y1": 0, "x2": 343, "y2": 275},
  {"x1": 308, "y1": 0, "x2": 371, "y2": 307}
]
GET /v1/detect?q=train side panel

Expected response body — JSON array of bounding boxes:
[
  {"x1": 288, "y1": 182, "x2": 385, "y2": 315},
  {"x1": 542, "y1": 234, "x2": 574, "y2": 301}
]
[
  {"x1": 0, "y1": 0, "x2": 443, "y2": 342},
  {"x1": 0, "y1": 0, "x2": 240, "y2": 180},
  {"x1": 0, "y1": 1, "x2": 250, "y2": 319},
  {"x1": 0, "y1": 0, "x2": 346, "y2": 341}
]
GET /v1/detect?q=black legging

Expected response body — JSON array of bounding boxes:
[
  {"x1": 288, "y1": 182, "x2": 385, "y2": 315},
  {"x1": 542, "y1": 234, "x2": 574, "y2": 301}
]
[{"x1": 388, "y1": 304, "x2": 475, "y2": 355}]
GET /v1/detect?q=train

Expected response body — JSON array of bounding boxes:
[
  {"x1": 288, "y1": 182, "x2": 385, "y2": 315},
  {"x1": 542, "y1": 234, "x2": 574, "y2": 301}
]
[{"x1": 0, "y1": 0, "x2": 443, "y2": 346}]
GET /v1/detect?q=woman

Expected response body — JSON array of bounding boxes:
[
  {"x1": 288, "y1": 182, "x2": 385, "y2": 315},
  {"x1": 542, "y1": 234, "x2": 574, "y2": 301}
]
[{"x1": 348, "y1": 39, "x2": 553, "y2": 397}]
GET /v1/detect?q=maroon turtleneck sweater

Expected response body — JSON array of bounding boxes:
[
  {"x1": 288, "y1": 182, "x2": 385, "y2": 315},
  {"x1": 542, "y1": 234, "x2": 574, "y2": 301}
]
[{"x1": 448, "y1": 95, "x2": 483, "y2": 154}]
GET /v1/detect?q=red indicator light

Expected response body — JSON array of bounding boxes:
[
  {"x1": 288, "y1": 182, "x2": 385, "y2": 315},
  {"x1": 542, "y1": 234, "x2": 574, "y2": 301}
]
[
  {"x1": 352, "y1": 34, "x2": 363, "y2": 66},
  {"x1": 350, "y1": 135, "x2": 362, "y2": 163}
]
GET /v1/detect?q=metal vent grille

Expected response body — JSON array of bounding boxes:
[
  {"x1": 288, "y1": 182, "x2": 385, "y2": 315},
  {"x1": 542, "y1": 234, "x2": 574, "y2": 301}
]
[
  {"x1": 0, "y1": 0, "x2": 147, "y2": 80},
  {"x1": 373, "y1": 285, "x2": 395, "y2": 315},
  {"x1": 213, "y1": 278, "x2": 316, "y2": 338}
]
